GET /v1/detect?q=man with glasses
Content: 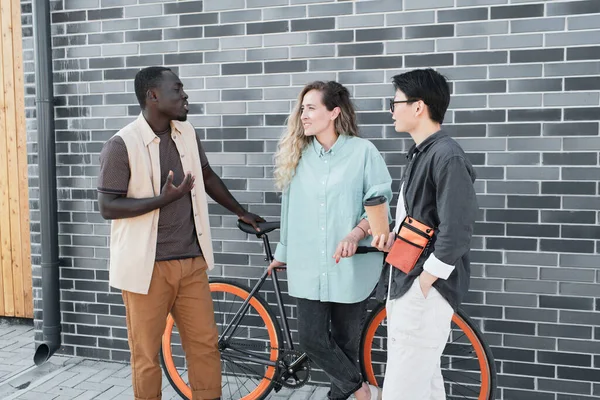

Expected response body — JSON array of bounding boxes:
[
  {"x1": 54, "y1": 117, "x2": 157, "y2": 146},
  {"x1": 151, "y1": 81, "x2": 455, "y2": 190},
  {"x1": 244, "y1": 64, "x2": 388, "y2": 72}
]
[{"x1": 371, "y1": 69, "x2": 478, "y2": 400}]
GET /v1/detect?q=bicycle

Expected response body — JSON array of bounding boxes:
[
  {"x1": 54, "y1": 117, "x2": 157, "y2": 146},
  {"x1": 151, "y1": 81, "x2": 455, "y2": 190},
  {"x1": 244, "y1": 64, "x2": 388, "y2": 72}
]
[{"x1": 160, "y1": 220, "x2": 497, "y2": 400}]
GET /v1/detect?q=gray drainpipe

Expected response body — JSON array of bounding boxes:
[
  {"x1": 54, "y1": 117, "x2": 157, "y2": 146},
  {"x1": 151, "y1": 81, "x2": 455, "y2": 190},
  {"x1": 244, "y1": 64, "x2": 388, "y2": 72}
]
[{"x1": 32, "y1": 0, "x2": 61, "y2": 366}]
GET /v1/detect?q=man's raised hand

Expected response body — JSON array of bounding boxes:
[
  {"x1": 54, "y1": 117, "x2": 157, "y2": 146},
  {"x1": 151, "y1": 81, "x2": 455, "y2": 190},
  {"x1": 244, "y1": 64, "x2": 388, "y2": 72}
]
[{"x1": 161, "y1": 171, "x2": 195, "y2": 204}]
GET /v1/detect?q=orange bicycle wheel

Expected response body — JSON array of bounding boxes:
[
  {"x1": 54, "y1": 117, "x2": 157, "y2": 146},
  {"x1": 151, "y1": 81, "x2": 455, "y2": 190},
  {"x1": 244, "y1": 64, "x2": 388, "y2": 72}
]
[
  {"x1": 160, "y1": 279, "x2": 283, "y2": 400},
  {"x1": 360, "y1": 304, "x2": 496, "y2": 400}
]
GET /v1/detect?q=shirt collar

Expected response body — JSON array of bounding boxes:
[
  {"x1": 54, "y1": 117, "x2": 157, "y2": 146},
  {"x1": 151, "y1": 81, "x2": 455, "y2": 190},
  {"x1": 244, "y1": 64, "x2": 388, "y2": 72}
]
[
  {"x1": 312, "y1": 134, "x2": 348, "y2": 157},
  {"x1": 137, "y1": 113, "x2": 182, "y2": 146},
  {"x1": 407, "y1": 129, "x2": 447, "y2": 159}
]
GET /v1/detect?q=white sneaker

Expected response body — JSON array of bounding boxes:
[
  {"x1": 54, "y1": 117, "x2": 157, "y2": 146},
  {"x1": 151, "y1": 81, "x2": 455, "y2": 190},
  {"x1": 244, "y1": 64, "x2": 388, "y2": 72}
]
[
  {"x1": 367, "y1": 384, "x2": 382, "y2": 400},
  {"x1": 350, "y1": 383, "x2": 381, "y2": 400}
]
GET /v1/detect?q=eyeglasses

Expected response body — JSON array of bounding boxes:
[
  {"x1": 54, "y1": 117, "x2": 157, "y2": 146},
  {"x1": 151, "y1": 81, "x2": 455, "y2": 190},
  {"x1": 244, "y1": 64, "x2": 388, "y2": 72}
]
[{"x1": 389, "y1": 99, "x2": 414, "y2": 112}]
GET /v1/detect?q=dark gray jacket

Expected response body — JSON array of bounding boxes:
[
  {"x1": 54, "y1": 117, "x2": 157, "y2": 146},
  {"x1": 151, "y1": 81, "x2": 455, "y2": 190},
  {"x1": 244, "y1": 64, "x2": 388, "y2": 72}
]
[{"x1": 376, "y1": 130, "x2": 478, "y2": 311}]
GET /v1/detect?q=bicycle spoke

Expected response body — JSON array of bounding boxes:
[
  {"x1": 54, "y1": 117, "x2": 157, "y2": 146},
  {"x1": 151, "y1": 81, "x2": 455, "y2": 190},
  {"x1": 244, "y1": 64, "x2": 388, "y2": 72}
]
[
  {"x1": 237, "y1": 367, "x2": 257, "y2": 397},
  {"x1": 227, "y1": 356, "x2": 261, "y2": 398},
  {"x1": 446, "y1": 374, "x2": 480, "y2": 392},
  {"x1": 225, "y1": 358, "x2": 251, "y2": 399},
  {"x1": 216, "y1": 292, "x2": 223, "y2": 319},
  {"x1": 445, "y1": 370, "x2": 482, "y2": 386},
  {"x1": 228, "y1": 361, "x2": 245, "y2": 399},
  {"x1": 450, "y1": 330, "x2": 468, "y2": 344},
  {"x1": 223, "y1": 359, "x2": 235, "y2": 400},
  {"x1": 447, "y1": 377, "x2": 480, "y2": 399},
  {"x1": 443, "y1": 362, "x2": 486, "y2": 399},
  {"x1": 220, "y1": 294, "x2": 240, "y2": 339},
  {"x1": 229, "y1": 335, "x2": 269, "y2": 349},
  {"x1": 225, "y1": 292, "x2": 237, "y2": 323},
  {"x1": 227, "y1": 308, "x2": 258, "y2": 342},
  {"x1": 441, "y1": 355, "x2": 479, "y2": 369},
  {"x1": 221, "y1": 353, "x2": 267, "y2": 378}
]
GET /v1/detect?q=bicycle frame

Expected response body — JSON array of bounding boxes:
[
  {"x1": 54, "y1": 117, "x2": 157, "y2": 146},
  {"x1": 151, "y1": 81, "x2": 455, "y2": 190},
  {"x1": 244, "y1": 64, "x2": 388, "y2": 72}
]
[
  {"x1": 218, "y1": 232, "x2": 309, "y2": 370},
  {"x1": 163, "y1": 220, "x2": 496, "y2": 400}
]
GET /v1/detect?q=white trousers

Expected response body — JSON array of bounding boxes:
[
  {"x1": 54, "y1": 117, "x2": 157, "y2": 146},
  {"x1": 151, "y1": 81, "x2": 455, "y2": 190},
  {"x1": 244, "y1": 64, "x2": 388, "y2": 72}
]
[{"x1": 382, "y1": 276, "x2": 454, "y2": 400}]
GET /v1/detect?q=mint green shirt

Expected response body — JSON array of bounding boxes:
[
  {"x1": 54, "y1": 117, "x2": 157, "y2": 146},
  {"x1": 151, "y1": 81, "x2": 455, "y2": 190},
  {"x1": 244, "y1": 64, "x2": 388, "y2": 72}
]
[{"x1": 274, "y1": 135, "x2": 393, "y2": 303}]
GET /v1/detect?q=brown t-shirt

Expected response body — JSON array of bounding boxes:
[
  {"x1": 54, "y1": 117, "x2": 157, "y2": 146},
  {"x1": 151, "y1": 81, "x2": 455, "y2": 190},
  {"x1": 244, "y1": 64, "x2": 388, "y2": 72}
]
[{"x1": 98, "y1": 130, "x2": 210, "y2": 261}]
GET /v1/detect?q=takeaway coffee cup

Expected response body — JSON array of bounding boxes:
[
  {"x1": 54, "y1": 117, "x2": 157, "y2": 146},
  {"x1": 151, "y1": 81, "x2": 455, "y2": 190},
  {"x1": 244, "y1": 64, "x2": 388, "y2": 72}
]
[{"x1": 364, "y1": 196, "x2": 389, "y2": 238}]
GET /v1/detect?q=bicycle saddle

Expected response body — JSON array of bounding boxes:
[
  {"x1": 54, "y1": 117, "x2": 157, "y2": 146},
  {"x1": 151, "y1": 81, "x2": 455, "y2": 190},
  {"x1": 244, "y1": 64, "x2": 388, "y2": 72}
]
[{"x1": 237, "y1": 220, "x2": 280, "y2": 237}]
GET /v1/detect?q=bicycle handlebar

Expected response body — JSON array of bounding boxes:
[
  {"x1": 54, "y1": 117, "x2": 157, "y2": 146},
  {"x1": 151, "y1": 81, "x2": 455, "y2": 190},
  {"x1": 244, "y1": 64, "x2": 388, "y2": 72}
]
[
  {"x1": 237, "y1": 220, "x2": 382, "y2": 254},
  {"x1": 356, "y1": 246, "x2": 382, "y2": 254}
]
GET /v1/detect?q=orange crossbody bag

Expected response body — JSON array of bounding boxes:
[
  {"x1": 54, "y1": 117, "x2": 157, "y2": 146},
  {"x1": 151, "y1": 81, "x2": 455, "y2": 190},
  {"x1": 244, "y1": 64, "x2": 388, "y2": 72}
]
[{"x1": 385, "y1": 216, "x2": 434, "y2": 274}]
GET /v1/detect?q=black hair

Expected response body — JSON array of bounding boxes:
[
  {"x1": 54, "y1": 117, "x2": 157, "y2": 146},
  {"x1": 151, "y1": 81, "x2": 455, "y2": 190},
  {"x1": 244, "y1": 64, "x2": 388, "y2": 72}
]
[
  {"x1": 391, "y1": 68, "x2": 450, "y2": 124},
  {"x1": 134, "y1": 66, "x2": 172, "y2": 109}
]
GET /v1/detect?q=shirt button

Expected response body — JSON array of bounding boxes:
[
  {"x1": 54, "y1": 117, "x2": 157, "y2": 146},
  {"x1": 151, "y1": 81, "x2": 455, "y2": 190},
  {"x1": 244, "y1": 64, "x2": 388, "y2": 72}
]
[
  {"x1": 324, "y1": 160, "x2": 327, "y2": 163},
  {"x1": 321, "y1": 227, "x2": 324, "y2": 230},
  {"x1": 321, "y1": 203, "x2": 324, "y2": 206},
  {"x1": 181, "y1": 154, "x2": 185, "y2": 158}
]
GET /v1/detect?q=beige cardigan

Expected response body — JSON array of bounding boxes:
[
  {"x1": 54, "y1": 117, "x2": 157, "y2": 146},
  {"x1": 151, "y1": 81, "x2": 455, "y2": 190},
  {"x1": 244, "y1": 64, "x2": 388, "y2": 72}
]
[{"x1": 108, "y1": 113, "x2": 214, "y2": 294}]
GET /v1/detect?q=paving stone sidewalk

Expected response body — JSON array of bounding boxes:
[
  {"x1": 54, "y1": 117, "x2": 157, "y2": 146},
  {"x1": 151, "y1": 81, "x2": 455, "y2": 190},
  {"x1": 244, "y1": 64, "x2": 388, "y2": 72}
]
[{"x1": 0, "y1": 321, "x2": 325, "y2": 400}]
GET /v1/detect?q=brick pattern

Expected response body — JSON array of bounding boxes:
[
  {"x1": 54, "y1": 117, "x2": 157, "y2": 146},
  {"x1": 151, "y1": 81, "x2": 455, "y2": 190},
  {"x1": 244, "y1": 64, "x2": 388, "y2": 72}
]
[
  {"x1": 19, "y1": 0, "x2": 600, "y2": 398},
  {"x1": 0, "y1": 321, "x2": 36, "y2": 385},
  {"x1": 0, "y1": 322, "x2": 317, "y2": 399}
]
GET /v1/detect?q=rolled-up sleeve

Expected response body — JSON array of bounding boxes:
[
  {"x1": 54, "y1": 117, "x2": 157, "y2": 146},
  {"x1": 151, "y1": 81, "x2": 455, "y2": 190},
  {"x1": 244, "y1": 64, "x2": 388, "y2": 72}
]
[
  {"x1": 425, "y1": 155, "x2": 477, "y2": 280},
  {"x1": 97, "y1": 136, "x2": 130, "y2": 195},
  {"x1": 273, "y1": 189, "x2": 289, "y2": 263},
  {"x1": 361, "y1": 147, "x2": 393, "y2": 224}
]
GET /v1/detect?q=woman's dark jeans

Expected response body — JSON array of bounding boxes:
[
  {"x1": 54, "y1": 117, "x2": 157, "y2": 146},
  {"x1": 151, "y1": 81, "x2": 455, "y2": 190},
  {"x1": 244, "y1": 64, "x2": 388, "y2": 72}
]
[{"x1": 296, "y1": 297, "x2": 369, "y2": 400}]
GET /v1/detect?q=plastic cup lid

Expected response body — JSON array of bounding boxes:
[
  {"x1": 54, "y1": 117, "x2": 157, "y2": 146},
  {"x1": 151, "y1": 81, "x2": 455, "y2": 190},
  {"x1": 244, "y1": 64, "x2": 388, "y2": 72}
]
[{"x1": 364, "y1": 196, "x2": 387, "y2": 206}]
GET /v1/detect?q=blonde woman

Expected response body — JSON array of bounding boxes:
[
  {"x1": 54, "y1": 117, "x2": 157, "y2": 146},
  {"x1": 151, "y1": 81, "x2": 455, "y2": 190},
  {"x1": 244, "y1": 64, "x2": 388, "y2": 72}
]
[{"x1": 269, "y1": 81, "x2": 392, "y2": 400}]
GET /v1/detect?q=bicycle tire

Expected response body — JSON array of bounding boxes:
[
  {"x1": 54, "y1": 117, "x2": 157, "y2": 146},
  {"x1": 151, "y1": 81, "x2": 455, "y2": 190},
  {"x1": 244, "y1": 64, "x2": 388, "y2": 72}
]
[
  {"x1": 160, "y1": 278, "x2": 283, "y2": 400},
  {"x1": 360, "y1": 303, "x2": 497, "y2": 400}
]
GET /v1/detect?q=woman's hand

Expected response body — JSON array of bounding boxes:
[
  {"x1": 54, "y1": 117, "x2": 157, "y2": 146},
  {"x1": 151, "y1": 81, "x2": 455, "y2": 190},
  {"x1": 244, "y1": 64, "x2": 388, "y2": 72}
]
[
  {"x1": 267, "y1": 259, "x2": 286, "y2": 275},
  {"x1": 370, "y1": 230, "x2": 395, "y2": 252},
  {"x1": 333, "y1": 231, "x2": 362, "y2": 263}
]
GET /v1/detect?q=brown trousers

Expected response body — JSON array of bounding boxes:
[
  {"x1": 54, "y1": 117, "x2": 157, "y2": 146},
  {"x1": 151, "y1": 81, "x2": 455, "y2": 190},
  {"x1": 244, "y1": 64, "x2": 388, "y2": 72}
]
[{"x1": 122, "y1": 256, "x2": 221, "y2": 400}]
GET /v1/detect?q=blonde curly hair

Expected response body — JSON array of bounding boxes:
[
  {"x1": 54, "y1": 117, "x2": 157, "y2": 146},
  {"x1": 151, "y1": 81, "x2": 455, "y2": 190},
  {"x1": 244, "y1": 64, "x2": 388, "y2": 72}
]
[{"x1": 273, "y1": 81, "x2": 359, "y2": 190}]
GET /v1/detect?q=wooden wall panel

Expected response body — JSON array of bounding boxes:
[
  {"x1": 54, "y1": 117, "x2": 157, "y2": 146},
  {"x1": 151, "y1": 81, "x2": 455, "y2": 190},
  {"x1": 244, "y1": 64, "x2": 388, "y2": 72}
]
[{"x1": 0, "y1": 0, "x2": 32, "y2": 318}]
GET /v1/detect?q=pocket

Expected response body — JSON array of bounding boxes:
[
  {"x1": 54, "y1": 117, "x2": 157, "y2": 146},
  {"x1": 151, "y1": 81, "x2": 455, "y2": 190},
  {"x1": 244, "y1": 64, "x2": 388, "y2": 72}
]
[
  {"x1": 389, "y1": 279, "x2": 426, "y2": 333},
  {"x1": 415, "y1": 276, "x2": 441, "y2": 300},
  {"x1": 193, "y1": 256, "x2": 208, "y2": 272},
  {"x1": 391, "y1": 282, "x2": 447, "y2": 349},
  {"x1": 433, "y1": 293, "x2": 454, "y2": 338},
  {"x1": 416, "y1": 275, "x2": 428, "y2": 300}
]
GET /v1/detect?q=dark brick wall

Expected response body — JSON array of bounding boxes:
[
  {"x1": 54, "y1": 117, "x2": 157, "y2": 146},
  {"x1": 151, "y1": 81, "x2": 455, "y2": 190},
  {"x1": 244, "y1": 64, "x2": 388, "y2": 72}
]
[{"x1": 21, "y1": 0, "x2": 600, "y2": 398}]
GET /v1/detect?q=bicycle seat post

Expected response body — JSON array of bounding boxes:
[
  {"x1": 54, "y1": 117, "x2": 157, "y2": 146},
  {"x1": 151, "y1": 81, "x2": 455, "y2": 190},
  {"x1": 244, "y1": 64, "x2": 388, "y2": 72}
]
[{"x1": 261, "y1": 233, "x2": 274, "y2": 263}]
